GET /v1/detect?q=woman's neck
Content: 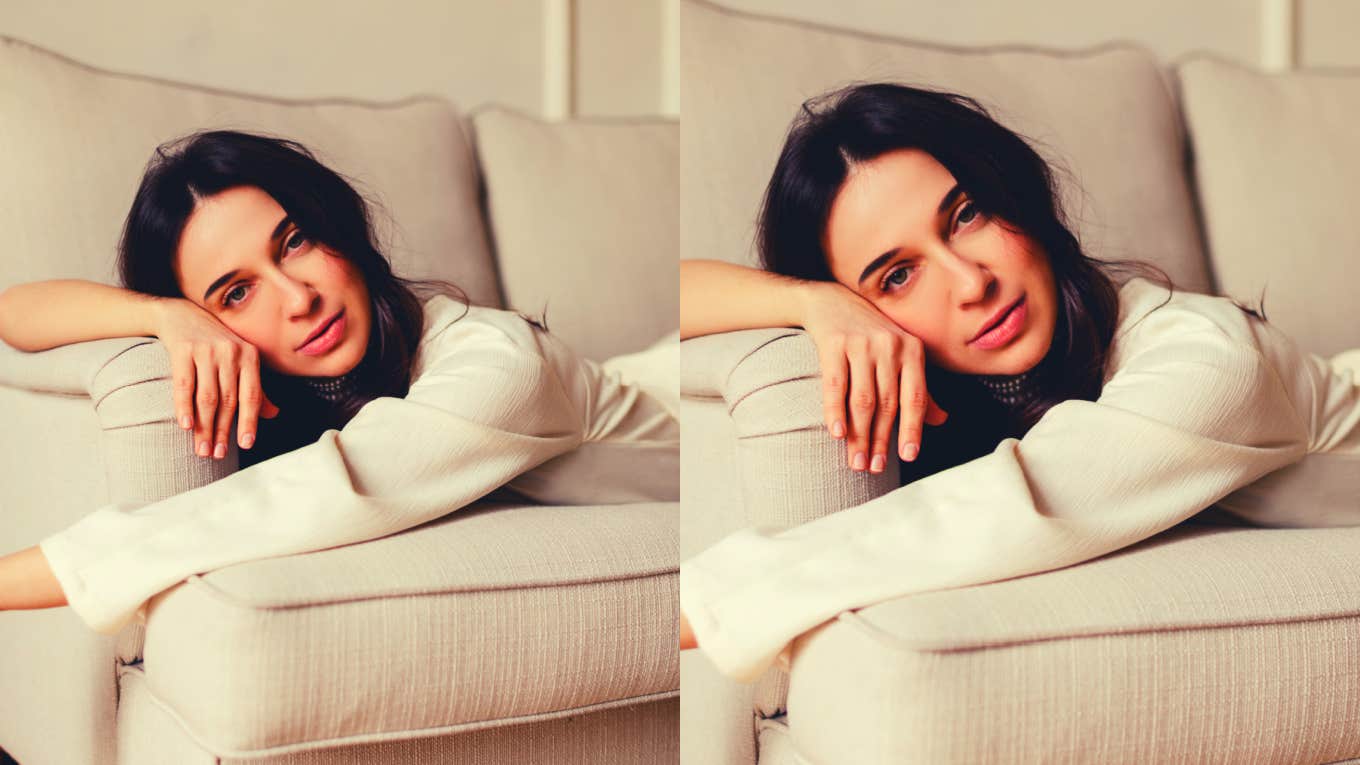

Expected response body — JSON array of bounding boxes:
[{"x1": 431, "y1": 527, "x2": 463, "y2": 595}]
[
  {"x1": 299, "y1": 366, "x2": 363, "y2": 403},
  {"x1": 973, "y1": 365, "x2": 1044, "y2": 409}
]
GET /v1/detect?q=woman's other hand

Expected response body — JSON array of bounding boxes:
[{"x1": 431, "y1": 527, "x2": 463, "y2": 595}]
[
  {"x1": 680, "y1": 609, "x2": 697, "y2": 650},
  {"x1": 0, "y1": 546, "x2": 67, "y2": 610},
  {"x1": 798, "y1": 281, "x2": 948, "y2": 473},
  {"x1": 151, "y1": 298, "x2": 279, "y2": 459}
]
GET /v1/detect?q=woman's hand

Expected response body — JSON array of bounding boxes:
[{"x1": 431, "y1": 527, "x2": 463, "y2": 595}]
[
  {"x1": 150, "y1": 298, "x2": 279, "y2": 459},
  {"x1": 0, "y1": 546, "x2": 67, "y2": 610},
  {"x1": 798, "y1": 281, "x2": 948, "y2": 473},
  {"x1": 680, "y1": 610, "x2": 697, "y2": 650}
]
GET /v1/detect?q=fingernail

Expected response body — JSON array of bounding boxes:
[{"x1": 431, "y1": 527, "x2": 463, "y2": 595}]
[
  {"x1": 870, "y1": 454, "x2": 885, "y2": 473},
  {"x1": 197, "y1": 441, "x2": 209, "y2": 458},
  {"x1": 213, "y1": 442, "x2": 226, "y2": 459},
  {"x1": 180, "y1": 416, "x2": 192, "y2": 429},
  {"x1": 831, "y1": 421, "x2": 845, "y2": 439},
  {"x1": 852, "y1": 452, "x2": 866, "y2": 471},
  {"x1": 240, "y1": 432, "x2": 254, "y2": 449},
  {"x1": 902, "y1": 443, "x2": 919, "y2": 462}
]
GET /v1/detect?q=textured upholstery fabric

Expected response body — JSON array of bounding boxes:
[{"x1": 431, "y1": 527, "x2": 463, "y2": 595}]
[
  {"x1": 1177, "y1": 56, "x2": 1360, "y2": 357},
  {"x1": 681, "y1": 328, "x2": 901, "y2": 724},
  {"x1": 755, "y1": 718, "x2": 798, "y2": 765},
  {"x1": 782, "y1": 523, "x2": 1360, "y2": 764},
  {"x1": 133, "y1": 500, "x2": 677, "y2": 753},
  {"x1": 0, "y1": 34, "x2": 501, "y2": 307},
  {"x1": 679, "y1": 0, "x2": 1212, "y2": 295},
  {"x1": 119, "y1": 667, "x2": 680, "y2": 765},
  {"x1": 472, "y1": 109, "x2": 680, "y2": 362},
  {"x1": 0, "y1": 340, "x2": 233, "y2": 765},
  {"x1": 679, "y1": 395, "x2": 760, "y2": 765}
]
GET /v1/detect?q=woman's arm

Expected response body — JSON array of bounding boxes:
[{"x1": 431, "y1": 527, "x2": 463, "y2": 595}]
[
  {"x1": 682, "y1": 327, "x2": 1310, "y2": 682},
  {"x1": 0, "y1": 279, "x2": 163, "y2": 352},
  {"x1": 0, "y1": 279, "x2": 278, "y2": 459},
  {"x1": 680, "y1": 260, "x2": 810, "y2": 340},
  {"x1": 17, "y1": 306, "x2": 585, "y2": 633},
  {"x1": 0, "y1": 546, "x2": 66, "y2": 610},
  {"x1": 682, "y1": 259, "x2": 947, "y2": 472}
]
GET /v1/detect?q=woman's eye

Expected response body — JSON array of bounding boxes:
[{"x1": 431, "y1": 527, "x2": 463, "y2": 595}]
[
  {"x1": 881, "y1": 265, "x2": 913, "y2": 291},
  {"x1": 223, "y1": 284, "x2": 250, "y2": 307},
  {"x1": 954, "y1": 201, "x2": 980, "y2": 231},
  {"x1": 285, "y1": 230, "x2": 309, "y2": 253}
]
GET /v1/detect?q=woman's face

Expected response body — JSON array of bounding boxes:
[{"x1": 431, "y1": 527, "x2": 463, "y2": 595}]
[
  {"x1": 173, "y1": 185, "x2": 372, "y2": 378},
  {"x1": 822, "y1": 148, "x2": 1058, "y2": 376}
]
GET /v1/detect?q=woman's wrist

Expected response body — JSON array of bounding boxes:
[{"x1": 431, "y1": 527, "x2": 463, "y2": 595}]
[
  {"x1": 790, "y1": 277, "x2": 834, "y2": 329},
  {"x1": 144, "y1": 293, "x2": 186, "y2": 338}
]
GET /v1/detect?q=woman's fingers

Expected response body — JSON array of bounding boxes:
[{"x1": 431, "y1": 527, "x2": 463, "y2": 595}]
[
  {"x1": 236, "y1": 347, "x2": 262, "y2": 450},
  {"x1": 898, "y1": 362, "x2": 925, "y2": 462},
  {"x1": 818, "y1": 343, "x2": 848, "y2": 441},
  {"x1": 899, "y1": 348, "x2": 949, "y2": 461},
  {"x1": 170, "y1": 347, "x2": 196, "y2": 432},
  {"x1": 870, "y1": 353, "x2": 899, "y2": 474},
  {"x1": 212, "y1": 347, "x2": 239, "y2": 460},
  {"x1": 192, "y1": 348, "x2": 217, "y2": 458},
  {"x1": 845, "y1": 341, "x2": 875, "y2": 471},
  {"x1": 926, "y1": 396, "x2": 950, "y2": 427}
]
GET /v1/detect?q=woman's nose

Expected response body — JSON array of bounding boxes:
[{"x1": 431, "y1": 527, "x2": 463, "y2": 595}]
[
  {"x1": 940, "y1": 247, "x2": 995, "y2": 303},
  {"x1": 280, "y1": 275, "x2": 320, "y2": 316}
]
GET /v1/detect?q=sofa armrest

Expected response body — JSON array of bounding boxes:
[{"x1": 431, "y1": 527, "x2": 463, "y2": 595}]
[
  {"x1": 0, "y1": 337, "x2": 235, "y2": 765},
  {"x1": 679, "y1": 329, "x2": 905, "y2": 761},
  {"x1": 681, "y1": 328, "x2": 901, "y2": 542},
  {"x1": 1, "y1": 336, "x2": 237, "y2": 501}
]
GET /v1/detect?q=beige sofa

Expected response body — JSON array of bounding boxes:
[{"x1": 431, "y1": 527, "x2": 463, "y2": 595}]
[
  {"x1": 680, "y1": 2, "x2": 1360, "y2": 763},
  {"x1": 0, "y1": 35, "x2": 678, "y2": 765}
]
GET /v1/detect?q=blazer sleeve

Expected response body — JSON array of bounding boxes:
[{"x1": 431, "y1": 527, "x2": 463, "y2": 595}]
[
  {"x1": 680, "y1": 326, "x2": 1311, "y2": 682},
  {"x1": 39, "y1": 314, "x2": 584, "y2": 634}
]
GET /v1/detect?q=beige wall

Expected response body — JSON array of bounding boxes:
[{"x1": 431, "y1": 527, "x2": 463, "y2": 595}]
[
  {"x1": 707, "y1": 0, "x2": 1330, "y2": 72},
  {"x1": 1299, "y1": 0, "x2": 1360, "y2": 67},
  {"x1": 0, "y1": 0, "x2": 678, "y2": 118}
]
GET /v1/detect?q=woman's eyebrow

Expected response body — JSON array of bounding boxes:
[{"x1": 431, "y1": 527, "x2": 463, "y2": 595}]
[
  {"x1": 856, "y1": 184, "x2": 962, "y2": 285},
  {"x1": 201, "y1": 214, "x2": 293, "y2": 301}
]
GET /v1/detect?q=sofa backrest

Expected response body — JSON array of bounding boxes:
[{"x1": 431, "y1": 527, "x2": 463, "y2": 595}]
[
  {"x1": 0, "y1": 35, "x2": 502, "y2": 308},
  {"x1": 471, "y1": 109, "x2": 680, "y2": 362},
  {"x1": 680, "y1": 0, "x2": 1214, "y2": 296},
  {"x1": 1177, "y1": 56, "x2": 1360, "y2": 357}
]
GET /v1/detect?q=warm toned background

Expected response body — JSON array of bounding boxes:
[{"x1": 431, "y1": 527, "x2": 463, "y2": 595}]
[
  {"x1": 0, "y1": 0, "x2": 679, "y2": 118},
  {"x1": 705, "y1": 0, "x2": 1350, "y2": 72}
]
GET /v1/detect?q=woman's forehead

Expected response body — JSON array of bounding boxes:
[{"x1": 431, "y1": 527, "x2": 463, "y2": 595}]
[
  {"x1": 176, "y1": 187, "x2": 286, "y2": 295},
  {"x1": 825, "y1": 149, "x2": 957, "y2": 277}
]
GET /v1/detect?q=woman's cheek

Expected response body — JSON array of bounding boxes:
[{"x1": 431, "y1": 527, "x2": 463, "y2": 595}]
[{"x1": 228, "y1": 319, "x2": 280, "y2": 368}]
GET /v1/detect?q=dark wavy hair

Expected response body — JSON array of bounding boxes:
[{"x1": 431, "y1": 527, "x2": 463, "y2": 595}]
[
  {"x1": 118, "y1": 129, "x2": 468, "y2": 466},
  {"x1": 757, "y1": 83, "x2": 1268, "y2": 482}
]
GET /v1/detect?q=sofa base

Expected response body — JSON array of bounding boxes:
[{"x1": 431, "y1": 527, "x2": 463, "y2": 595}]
[{"x1": 117, "y1": 667, "x2": 678, "y2": 764}]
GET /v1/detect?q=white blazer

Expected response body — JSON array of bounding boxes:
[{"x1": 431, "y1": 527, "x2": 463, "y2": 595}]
[
  {"x1": 682, "y1": 277, "x2": 1360, "y2": 682},
  {"x1": 40, "y1": 295, "x2": 679, "y2": 634}
]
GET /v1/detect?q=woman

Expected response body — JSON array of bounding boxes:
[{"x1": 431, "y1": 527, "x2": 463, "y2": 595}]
[
  {"x1": 0, "y1": 130, "x2": 678, "y2": 633},
  {"x1": 678, "y1": 83, "x2": 1360, "y2": 682}
]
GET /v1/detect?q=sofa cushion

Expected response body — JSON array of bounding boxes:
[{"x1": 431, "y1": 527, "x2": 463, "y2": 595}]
[
  {"x1": 131, "y1": 500, "x2": 678, "y2": 755},
  {"x1": 118, "y1": 667, "x2": 681, "y2": 764},
  {"x1": 472, "y1": 109, "x2": 679, "y2": 362},
  {"x1": 781, "y1": 522, "x2": 1360, "y2": 764},
  {"x1": 680, "y1": 0, "x2": 1212, "y2": 294},
  {"x1": 1178, "y1": 57, "x2": 1360, "y2": 357},
  {"x1": 0, "y1": 35, "x2": 500, "y2": 307}
]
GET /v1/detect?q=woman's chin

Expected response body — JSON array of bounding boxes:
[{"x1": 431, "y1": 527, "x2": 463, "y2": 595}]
[{"x1": 276, "y1": 349, "x2": 363, "y2": 380}]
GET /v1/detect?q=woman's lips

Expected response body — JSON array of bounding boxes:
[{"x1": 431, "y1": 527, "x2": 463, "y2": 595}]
[
  {"x1": 969, "y1": 296, "x2": 1027, "y2": 350},
  {"x1": 298, "y1": 310, "x2": 346, "y2": 356}
]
